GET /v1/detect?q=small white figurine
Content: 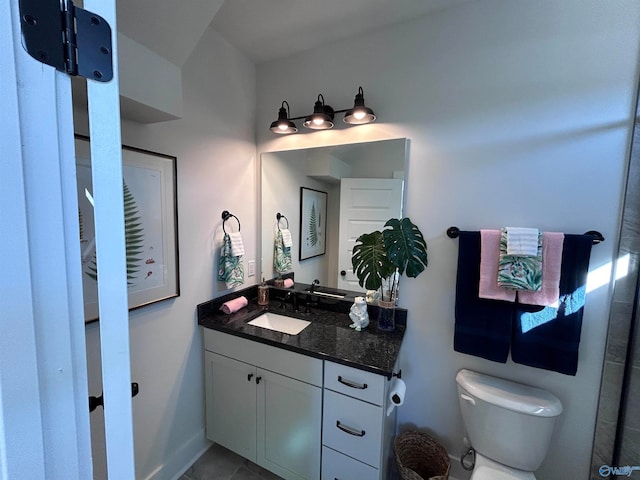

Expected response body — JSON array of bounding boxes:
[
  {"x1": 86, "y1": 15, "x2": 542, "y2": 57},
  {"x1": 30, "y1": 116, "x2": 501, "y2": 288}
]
[{"x1": 349, "y1": 296, "x2": 369, "y2": 331}]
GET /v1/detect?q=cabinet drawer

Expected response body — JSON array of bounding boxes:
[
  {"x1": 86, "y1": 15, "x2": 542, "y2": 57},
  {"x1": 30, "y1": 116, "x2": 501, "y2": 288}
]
[
  {"x1": 322, "y1": 390, "x2": 383, "y2": 468},
  {"x1": 321, "y1": 446, "x2": 379, "y2": 480},
  {"x1": 203, "y1": 329, "x2": 322, "y2": 386},
  {"x1": 324, "y1": 361, "x2": 385, "y2": 405}
]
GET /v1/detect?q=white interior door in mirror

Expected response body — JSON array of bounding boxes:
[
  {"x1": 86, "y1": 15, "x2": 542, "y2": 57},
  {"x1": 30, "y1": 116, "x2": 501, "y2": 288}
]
[{"x1": 337, "y1": 178, "x2": 403, "y2": 290}]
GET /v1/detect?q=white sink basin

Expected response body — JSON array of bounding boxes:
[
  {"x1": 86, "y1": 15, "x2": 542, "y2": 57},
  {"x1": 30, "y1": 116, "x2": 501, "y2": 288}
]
[{"x1": 247, "y1": 312, "x2": 311, "y2": 335}]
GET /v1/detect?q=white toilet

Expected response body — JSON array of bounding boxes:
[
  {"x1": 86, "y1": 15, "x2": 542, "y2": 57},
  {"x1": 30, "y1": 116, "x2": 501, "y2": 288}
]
[{"x1": 456, "y1": 369, "x2": 563, "y2": 480}]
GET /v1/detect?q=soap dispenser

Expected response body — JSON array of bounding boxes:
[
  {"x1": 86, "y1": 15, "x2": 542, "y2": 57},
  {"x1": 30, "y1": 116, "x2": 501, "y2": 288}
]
[{"x1": 258, "y1": 278, "x2": 269, "y2": 306}]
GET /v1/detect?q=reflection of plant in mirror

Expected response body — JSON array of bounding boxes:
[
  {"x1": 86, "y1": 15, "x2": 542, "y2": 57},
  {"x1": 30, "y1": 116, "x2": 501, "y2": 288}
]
[{"x1": 351, "y1": 218, "x2": 428, "y2": 302}]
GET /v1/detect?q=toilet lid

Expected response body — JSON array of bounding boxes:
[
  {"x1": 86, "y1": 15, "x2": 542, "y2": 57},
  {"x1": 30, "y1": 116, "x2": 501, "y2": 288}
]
[{"x1": 472, "y1": 465, "x2": 536, "y2": 480}]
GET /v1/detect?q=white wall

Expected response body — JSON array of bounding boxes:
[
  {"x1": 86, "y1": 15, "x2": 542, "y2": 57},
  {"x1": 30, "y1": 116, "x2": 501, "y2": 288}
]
[
  {"x1": 256, "y1": 1, "x2": 640, "y2": 478},
  {"x1": 76, "y1": 25, "x2": 257, "y2": 479},
  {"x1": 261, "y1": 151, "x2": 336, "y2": 284}
]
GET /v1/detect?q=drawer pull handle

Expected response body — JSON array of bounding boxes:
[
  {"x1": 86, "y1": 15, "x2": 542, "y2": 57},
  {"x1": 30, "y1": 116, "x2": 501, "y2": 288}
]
[
  {"x1": 247, "y1": 373, "x2": 254, "y2": 382},
  {"x1": 336, "y1": 421, "x2": 365, "y2": 437},
  {"x1": 337, "y1": 376, "x2": 368, "y2": 390},
  {"x1": 256, "y1": 376, "x2": 262, "y2": 385}
]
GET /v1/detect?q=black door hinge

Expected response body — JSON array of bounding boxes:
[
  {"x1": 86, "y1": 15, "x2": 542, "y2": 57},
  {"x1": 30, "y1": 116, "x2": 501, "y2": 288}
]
[{"x1": 19, "y1": 0, "x2": 113, "y2": 82}]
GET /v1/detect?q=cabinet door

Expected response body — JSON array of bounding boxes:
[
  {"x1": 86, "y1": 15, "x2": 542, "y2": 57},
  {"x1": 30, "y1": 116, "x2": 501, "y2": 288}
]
[
  {"x1": 204, "y1": 351, "x2": 257, "y2": 461},
  {"x1": 257, "y1": 369, "x2": 322, "y2": 480}
]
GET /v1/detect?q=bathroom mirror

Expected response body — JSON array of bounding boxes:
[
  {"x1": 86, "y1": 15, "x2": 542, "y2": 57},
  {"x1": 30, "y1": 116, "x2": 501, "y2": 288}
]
[{"x1": 260, "y1": 138, "x2": 408, "y2": 290}]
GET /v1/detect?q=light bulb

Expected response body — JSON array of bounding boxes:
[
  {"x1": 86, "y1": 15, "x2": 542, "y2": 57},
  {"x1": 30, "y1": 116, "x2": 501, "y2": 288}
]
[
  {"x1": 278, "y1": 123, "x2": 288, "y2": 131},
  {"x1": 313, "y1": 117, "x2": 324, "y2": 126},
  {"x1": 353, "y1": 110, "x2": 366, "y2": 120}
]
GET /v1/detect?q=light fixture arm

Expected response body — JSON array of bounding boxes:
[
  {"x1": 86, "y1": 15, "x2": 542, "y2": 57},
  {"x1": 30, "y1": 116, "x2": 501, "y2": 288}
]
[{"x1": 282, "y1": 100, "x2": 290, "y2": 116}]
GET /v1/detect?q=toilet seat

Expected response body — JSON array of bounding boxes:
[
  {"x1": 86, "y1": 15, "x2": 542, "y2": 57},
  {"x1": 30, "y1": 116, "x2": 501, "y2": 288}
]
[{"x1": 470, "y1": 454, "x2": 536, "y2": 480}]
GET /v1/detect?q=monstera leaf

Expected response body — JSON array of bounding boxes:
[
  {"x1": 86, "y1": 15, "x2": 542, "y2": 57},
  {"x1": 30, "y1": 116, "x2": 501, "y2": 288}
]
[
  {"x1": 351, "y1": 231, "x2": 396, "y2": 291},
  {"x1": 351, "y1": 218, "x2": 428, "y2": 301},
  {"x1": 382, "y1": 217, "x2": 428, "y2": 278}
]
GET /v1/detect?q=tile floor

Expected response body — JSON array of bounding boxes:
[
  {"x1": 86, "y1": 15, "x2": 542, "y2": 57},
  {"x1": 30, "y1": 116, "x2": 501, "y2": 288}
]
[
  {"x1": 179, "y1": 443, "x2": 283, "y2": 480},
  {"x1": 180, "y1": 442, "x2": 463, "y2": 480}
]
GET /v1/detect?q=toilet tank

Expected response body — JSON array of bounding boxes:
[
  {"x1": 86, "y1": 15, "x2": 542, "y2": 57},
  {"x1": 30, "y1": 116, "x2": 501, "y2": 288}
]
[{"x1": 456, "y1": 369, "x2": 562, "y2": 472}]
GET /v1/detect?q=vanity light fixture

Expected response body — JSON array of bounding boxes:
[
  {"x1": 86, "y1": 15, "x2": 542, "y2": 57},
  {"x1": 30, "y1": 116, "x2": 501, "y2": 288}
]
[
  {"x1": 269, "y1": 86, "x2": 375, "y2": 134},
  {"x1": 303, "y1": 94, "x2": 334, "y2": 130},
  {"x1": 343, "y1": 87, "x2": 376, "y2": 125},
  {"x1": 269, "y1": 100, "x2": 298, "y2": 134}
]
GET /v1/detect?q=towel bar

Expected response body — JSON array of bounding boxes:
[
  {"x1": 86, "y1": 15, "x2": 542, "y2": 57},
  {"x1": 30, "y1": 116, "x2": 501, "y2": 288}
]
[{"x1": 446, "y1": 226, "x2": 604, "y2": 244}]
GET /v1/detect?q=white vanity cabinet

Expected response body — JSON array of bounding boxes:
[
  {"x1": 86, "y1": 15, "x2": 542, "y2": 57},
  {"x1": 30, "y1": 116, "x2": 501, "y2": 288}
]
[
  {"x1": 321, "y1": 361, "x2": 397, "y2": 480},
  {"x1": 204, "y1": 330, "x2": 323, "y2": 480}
]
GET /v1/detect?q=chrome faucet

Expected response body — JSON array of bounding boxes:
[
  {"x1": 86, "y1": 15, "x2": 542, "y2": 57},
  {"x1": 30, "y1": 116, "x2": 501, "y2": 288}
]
[{"x1": 309, "y1": 279, "x2": 320, "y2": 293}]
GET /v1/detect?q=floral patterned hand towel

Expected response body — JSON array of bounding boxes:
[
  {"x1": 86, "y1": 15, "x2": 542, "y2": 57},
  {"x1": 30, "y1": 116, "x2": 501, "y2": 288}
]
[
  {"x1": 497, "y1": 227, "x2": 542, "y2": 291},
  {"x1": 217, "y1": 233, "x2": 244, "y2": 289},
  {"x1": 274, "y1": 229, "x2": 292, "y2": 274}
]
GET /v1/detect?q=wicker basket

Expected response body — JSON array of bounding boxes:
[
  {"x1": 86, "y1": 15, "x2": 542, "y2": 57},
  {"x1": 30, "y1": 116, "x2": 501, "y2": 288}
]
[{"x1": 394, "y1": 431, "x2": 451, "y2": 480}]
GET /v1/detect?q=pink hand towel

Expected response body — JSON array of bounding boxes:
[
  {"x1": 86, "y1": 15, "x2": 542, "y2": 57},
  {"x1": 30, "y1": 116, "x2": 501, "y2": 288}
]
[
  {"x1": 220, "y1": 296, "x2": 248, "y2": 314},
  {"x1": 518, "y1": 232, "x2": 564, "y2": 307},
  {"x1": 283, "y1": 278, "x2": 294, "y2": 288},
  {"x1": 479, "y1": 229, "x2": 516, "y2": 302}
]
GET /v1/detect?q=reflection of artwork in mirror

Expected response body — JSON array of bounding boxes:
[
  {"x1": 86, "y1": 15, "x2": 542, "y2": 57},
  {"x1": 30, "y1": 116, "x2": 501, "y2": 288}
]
[
  {"x1": 300, "y1": 187, "x2": 327, "y2": 260},
  {"x1": 75, "y1": 135, "x2": 180, "y2": 323}
]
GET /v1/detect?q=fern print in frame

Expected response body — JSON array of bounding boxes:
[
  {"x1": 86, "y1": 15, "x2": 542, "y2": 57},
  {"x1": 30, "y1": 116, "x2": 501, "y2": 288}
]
[
  {"x1": 309, "y1": 202, "x2": 318, "y2": 246},
  {"x1": 299, "y1": 187, "x2": 327, "y2": 260},
  {"x1": 123, "y1": 181, "x2": 145, "y2": 285},
  {"x1": 84, "y1": 181, "x2": 145, "y2": 286},
  {"x1": 75, "y1": 135, "x2": 180, "y2": 323}
]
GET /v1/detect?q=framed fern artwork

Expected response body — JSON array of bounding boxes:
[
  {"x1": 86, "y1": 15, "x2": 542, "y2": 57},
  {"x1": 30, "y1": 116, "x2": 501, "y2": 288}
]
[
  {"x1": 75, "y1": 135, "x2": 180, "y2": 322},
  {"x1": 299, "y1": 187, "x2": 327, "y2": 261}
]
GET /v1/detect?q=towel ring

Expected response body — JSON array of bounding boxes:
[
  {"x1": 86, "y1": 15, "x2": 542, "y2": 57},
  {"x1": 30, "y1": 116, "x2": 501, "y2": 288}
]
[
  {"x1": 276, "y1": 212, "x2": 289, "y2": 230},
  {"x1": 222, "y1": 210, "x2": 241, "y2": 233}
]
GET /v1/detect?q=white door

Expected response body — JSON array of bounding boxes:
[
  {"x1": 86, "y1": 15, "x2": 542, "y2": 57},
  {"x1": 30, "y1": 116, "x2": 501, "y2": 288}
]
[
  {"x1": 2, "y1": 2, "x2": 93, "y2": 478},
  {"x1": 337, "y1": 179, "x2": 404, "y2": 291},
  {"x1": 2, "y1": 0, "x2": 135, "y2": 478}
]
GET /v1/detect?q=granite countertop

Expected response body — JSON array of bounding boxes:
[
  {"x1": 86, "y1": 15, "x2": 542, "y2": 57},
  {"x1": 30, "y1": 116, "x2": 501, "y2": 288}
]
[{"x1": 197, "y1": 284, "x2": 406, "y2": 378}]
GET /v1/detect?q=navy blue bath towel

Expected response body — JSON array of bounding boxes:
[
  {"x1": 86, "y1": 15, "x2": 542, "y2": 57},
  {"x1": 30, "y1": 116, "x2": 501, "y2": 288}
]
[
  {"x1": 454, "y1": 231, "x2": 514, "y2": 363},
  {"x1": 511, "y1": 234, "x2": 593, "y2": 375}
]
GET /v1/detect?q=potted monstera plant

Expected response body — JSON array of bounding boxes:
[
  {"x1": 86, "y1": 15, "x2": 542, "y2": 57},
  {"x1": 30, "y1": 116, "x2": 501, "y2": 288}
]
[{"x1": 351, "y1": 217, "x2": 428, "y2": 330}]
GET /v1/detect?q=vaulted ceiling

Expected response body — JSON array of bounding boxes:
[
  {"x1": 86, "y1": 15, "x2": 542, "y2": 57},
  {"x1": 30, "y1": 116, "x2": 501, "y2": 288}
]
[{"x1": 116, "y1": 0, "x2": 474, "y2": 66}]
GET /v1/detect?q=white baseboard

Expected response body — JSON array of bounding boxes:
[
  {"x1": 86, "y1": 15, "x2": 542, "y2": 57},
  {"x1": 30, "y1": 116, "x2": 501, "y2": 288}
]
[{"x1": 142, "y1": 428, "x2": 211, "y2": 480}]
